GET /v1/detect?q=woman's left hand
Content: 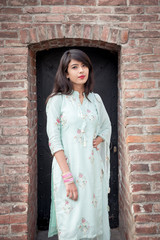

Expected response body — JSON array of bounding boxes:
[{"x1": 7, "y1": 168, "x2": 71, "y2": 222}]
[{"x1": 93, "y1": 136, "x2": 103, "y2": 150}]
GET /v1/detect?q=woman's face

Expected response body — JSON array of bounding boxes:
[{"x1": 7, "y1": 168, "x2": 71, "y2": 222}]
[{"x1": 66, "y1": 59, "x2": 89, "y2": 89}]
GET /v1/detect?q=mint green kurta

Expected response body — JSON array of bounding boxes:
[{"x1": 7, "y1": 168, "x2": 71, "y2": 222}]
[{"x1": 46, "y1": 91, "x2": 111, "y2": 240}]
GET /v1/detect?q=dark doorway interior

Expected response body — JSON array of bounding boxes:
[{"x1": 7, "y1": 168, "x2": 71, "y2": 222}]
[{"x1": 36, "y1": 47, "x2": 118, "y2": 230}]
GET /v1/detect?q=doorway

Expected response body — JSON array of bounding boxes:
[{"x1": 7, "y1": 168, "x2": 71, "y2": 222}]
[{"x1": 36, "y1": 47, "x2": 118, "y2": 230}]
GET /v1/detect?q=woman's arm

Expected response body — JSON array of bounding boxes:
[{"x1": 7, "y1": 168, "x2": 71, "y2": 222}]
[
  {"x1": 46, "y1": 96, "x2": 78, "y2": 201},
  {"x1": 54, "y1": 150, "x2": 78, "y2": 201}
]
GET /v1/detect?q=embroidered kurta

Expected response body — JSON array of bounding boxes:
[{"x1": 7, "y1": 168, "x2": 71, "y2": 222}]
[{"x1": 46, "y1": 91, "x2": 111, "y2": 240}]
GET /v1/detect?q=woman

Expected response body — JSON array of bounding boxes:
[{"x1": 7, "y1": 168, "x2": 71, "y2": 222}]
[{"x1": 46, "y1": 49, "x2": 111, "y2": 240}]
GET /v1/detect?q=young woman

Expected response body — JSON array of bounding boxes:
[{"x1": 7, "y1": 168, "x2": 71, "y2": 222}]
[{"x1": 46, "y1": 49, "x2": 111, "y2": 240}]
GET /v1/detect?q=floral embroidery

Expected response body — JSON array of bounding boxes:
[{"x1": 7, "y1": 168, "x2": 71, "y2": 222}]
[
  {"x1": 62, "y1": 199, "x2": 73, "y2": 214},
  {"x1": 79, "y1": 218, "x2": 90, "y2": 233},
  {"x1": 100, "y1": 169, "x2": 104, "y2": 181},
  {"x1": 76, "y1": 173, "x2": 87, "y2": 188},
  {"x1": 49, "y1": 142, "x2": 51, "y2": 147},
  {"x1": 86, "y1": 109, "x2": 96, "y2": 121},
  {"x1": 89, "y1": 150, "x2": 94, "y2": 164},
  {"x1": 92, "y1": 194, "x2": 97, "y2": 207},
  {"x1": 60, "y1": 114, "x2": 67, "y2": 126}
]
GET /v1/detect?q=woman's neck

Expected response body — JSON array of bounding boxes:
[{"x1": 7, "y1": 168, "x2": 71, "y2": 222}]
[{"x1": 73, "y1": 86, "x2": 84, "y2": 97}]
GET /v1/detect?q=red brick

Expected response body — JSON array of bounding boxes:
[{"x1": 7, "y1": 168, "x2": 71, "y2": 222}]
[
  {"x1": 68, "y1": 0, "x2": 96, "y2": 4},
  {"x1": 0, "y1": 63, "x2": 27, "y2": 71},
  {"x1": 146, "y1": 126, "x2": 160, "y2": 133},
  {"x1": 142, "y1": 55, "x2": 160, "y2": 62},
  {"x1": 126, "y1": 117, "x2": 158, "y2": 125},
  {"x1": 145, "y1": 144, "x2": 160, "y2": 152},
  {"x1": 24, "y1": 6, "x2": 50, "y2": 13},
  {"x1": 4, "y1": 55, "x2": 27, "y2": 63},
  {"x1": 0, "y1": 14, "x2": 19, "y2": 22},
  {"x1": 133, "y1": 204, "x2": 153, "y2": 213},
  {"x1": 135, "y1": 224, "x2": 157, "y2": 234},
  {"x1": 123, "y1": 72, "x2": 139, "y2": 80},
  {"x1": 101, "y1": 26, "x2": 109, "y2": 42},
  {"x1": 130, "y1": 0, "x2": 158, "y2": 5},
  {"x1": 114, "y1": 6, "x2": 144, "y2": 13},
  {"x1": 130, "y1": 153, "x2": 160, "y2": 162},
  {"x1": 1, "y1": 155, "x2": 28, "y2": 165},
  {"x1": 8, "y1": 0, "x2": 38, "y2": 5},
  {"x1": 100, "y1": 15, "x2": 128, "y2": 22},
  {"x1": 11, "y1": 224, "x2": 27, "y2": 233},
  {"x1": 4, "y1": 166, "x2": 28, "y2": 175},
  {"x1": 135, "y1": 214, "x2": 160, "y2": 223},
  {"x1": 12, "y1": 204, "x2": 27, "y2": 213},
  {"x1": 84, "y1": 7, "x2": 111, "y2": 13},
  {"x1": 153, "y1": 203, "x2": 160, "y2": 212},
  {"x1": 41, "y1": 0, "x2": 64, "y2": 4},
  {"x1": 0, "y1": 100, "x2": 27, "y2": 108},
  {"x1": 0, "y1": 47, "x2": 28, "y2": 55},
  {"x1": 10, "y1": 183, "x2": 28, "y2": 194},
  {"x1": 122, "y1": 55, "x2": 139, "y2": 63},
  {"x1": 153, "y1": 183, "x2": 160, "y2": 191},
  {"x1": 123, "y1": 63, "x2": 154, "y2": 71},
  {"x1": 20, "y1": 29, "x2": 30, "y2": 44},
  {"x1": 132, "y1": 183, "x2": 151, "y2": 192},
  {"x1": 68, "y1": 15, "x2": 98, "y2": 22},
  {"x1": 120, "y1": 30, "x2": 129, "y2": 44},
  {"x1": 98, "y1": 0, "x2": 126, "y2": 5},
  {"x1": 122, "y1": 47, "x2": 153, "y2": 55},
  {"x1": 125, "y1": 81, "x2": 155, "y2": 89},
  {"x1": 130, "y1": 31, "x2": 160, "y2": 38},
  {"x1": 131, "y1": 174, "x2": 160, "y2": 183},
  {"x1": 125, "y1": 90, "x2": 144, "y2": 98},
  {"x1": 127, "y1": 135, "x2": 160, "y2": 143},
  {"x1": 0, "y1": 205, "x2": 11, "y2": 214},
  {"x1": 0, "y1": 225, "x2": 9, "y2": 235},
  {"x1": 0, "y1": 136, "x2": 28, "y2": 145},
  {"x1": 146, "y1": 6, "x2": 160, "y2": 13},
  {"x1": 131, "y1": 164, "x2": 149, "y2": 172},
  {"x1": 0, "y1": 185, "x2": 9, "y2": 195},
  {"x1": 34, "y1": 15, "x2": 65, "y2": 22},
  {"x1": 2, "y1": 109, "x2": 27, "y2": 117},
  {"x1": 2, "y1": 72, "x2": 27, "y2": 80},
  {"x1": 144, "y1": 109, "x2": 160, "y2": 116},
  {"x1": 3, "y1": 127, "x2": 29, "y2": 136},
  {"x1": 125, "y1": 109, "x2": 142, "y2": 117},
  {"x1": 9, "y1": 214, "x2": 27, "y2": 224},
  {"x1": 146, "y1": 90, "x2": 160, "y2": 98},
  {"x1": 0, "y1": 31, "x2": 18, "y2": 38},
  {"x1": 151, "y1": 163, "x2": 160, "y2": 172},
  {"x1": 126, "y1": 100, "x2": 156, "y2": 108},
  {"x1": 126, "y1": 126, "x2": 143, "y2": 134}
]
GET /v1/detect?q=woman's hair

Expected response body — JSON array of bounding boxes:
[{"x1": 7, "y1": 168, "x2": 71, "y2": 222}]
[{"x1": 46, "y1": 49, "x2": 94, "y2": 102}]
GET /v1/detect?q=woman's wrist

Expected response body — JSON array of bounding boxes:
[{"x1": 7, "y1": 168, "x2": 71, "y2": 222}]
[{"x1": 62, "y1": 171, "x2": 74, "y2": 185}]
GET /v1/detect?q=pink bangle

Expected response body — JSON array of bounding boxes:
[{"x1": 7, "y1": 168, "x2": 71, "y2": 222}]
[
  {"x1": 62, "y1": 172, "x2": 72, "y2": 179},
  {"x1": 64, "y1": 177, "x2": 74, "y2": 183}
]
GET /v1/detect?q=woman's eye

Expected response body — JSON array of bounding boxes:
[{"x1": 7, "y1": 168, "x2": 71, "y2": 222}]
[{"x1": 72, "y1": 66, "x2": 77, "y2": 69}]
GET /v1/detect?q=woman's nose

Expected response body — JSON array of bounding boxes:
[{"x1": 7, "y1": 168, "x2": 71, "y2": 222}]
[{"x1": 79, "y1": 66, "x2": 83, "y2": 72}]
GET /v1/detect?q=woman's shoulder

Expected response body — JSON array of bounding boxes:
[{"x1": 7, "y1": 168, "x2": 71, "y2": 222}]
[
  {"x1": 46, "y1": 93, "x2": 63, "y2": 108},
  {"x1": 92, "y1": 92, "x2": 102, "y2": 103}
]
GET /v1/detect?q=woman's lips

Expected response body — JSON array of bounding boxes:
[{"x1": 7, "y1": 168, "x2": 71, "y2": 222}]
[{"x1": 78, "y1": 75, "x2": 85, "y2": 79}]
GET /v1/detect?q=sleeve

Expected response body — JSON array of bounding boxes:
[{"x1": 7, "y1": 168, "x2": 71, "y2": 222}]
[
  {"x1": 95, "y1": 94, "x2": 112, "y2": 143},
  {"x1": 46, "y1": 95, "x2": 64, "y2": 156}
]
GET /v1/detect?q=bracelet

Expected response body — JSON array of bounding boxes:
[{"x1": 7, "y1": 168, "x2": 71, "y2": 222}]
[{"x1": 62, "y1": 171, "x2": 74, "y2": 185}]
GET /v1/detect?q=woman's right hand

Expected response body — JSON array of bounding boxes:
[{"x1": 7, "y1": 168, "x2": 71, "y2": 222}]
[{"x1": 65, "y1": 182, "x2": 78, "y2": 201}]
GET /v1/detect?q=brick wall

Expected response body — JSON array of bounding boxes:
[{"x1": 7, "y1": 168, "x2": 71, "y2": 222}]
[{"x1": 0, "y1": 1, "x2": 160, "y2": 240}]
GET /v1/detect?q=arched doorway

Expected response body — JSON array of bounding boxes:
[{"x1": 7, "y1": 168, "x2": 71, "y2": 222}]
[{"x1": 36, "y1": 46, "x2": 118, "y2": 231}]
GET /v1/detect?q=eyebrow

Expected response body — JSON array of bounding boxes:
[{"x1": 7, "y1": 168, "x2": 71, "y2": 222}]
[{"x1": 70, "y1": 64, "x2": 78, "y2": 67}]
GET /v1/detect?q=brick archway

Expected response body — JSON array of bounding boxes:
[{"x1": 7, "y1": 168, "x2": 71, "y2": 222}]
[{"x1": 27, "y1": 23, "x2": 129, "y2": 240}]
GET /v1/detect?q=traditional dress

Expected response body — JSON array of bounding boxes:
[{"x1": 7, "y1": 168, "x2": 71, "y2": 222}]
[{"x1": 46, "y1": 91, "x2": 111, "y2": 240}]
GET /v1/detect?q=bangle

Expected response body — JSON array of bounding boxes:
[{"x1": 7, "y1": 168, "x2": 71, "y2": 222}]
[{"x1": 62, "y1": 171, "x2": 74, "y2": 185}]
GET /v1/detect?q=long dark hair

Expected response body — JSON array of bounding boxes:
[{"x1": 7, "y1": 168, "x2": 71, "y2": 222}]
[{"x1": 46, "y1": 49, "x2": 94, "y2": 102}]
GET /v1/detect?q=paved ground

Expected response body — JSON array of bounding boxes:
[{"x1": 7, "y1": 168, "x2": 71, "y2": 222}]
[{"x1": 37, "y1": 228, "x2": 123, "y2": 240}]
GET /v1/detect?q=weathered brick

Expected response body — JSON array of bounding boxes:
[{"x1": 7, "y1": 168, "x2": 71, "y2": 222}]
[
  {"x1": 132, "y1": 183, "x2": 151, "y2": 192},
  {"x1": 125, "y1": 90, "x2": 144, "y2": 98},
  {"x1": 131, "y1": 174, "x2": 160, "y2": 183},
  {"x1": 145, "y1": 144, "x2": 160, "y2": 152},
  {"x1": 114, "y1": 6, "x2": 144, "y2": 14},
  {"x1": 135, "y1": 224, "x2": 157, "y2": 234},
  {"x1": 130, "y1": 153, "x2": 160, "y2": 162},
  {"x1": 146, "y1": 126, "x2": 160, "y2": 133},
  {"x1": 4, "y1": 166, "x2": 28, "y2": 175},
  {"x1": 126, "y1": 117, "x2": 158, "y2": 125},
  {"x1": 98, "y1": 0, "x2": 126, "y2": 5},
  {"x1": 133, "y1": 204, "x2": 153, "y2": 213},
  {"x1": 126, "y1": 100, "x2": 156, "y2": 108},
  {"x1": 125, "y1": 81, "x2": 155, "y2": 89},
  {"x1": 10, "y1": 183, "x2": 28, "y2": 194},
  {"x1": 131, "y1": 164, "x2": 149, "y2": 172},
  {"x1": 0, "y1": 31, "x2": 18, "y2": 38},
  {"x1": 130, "y1": 0, "x2": 158, "y2": 5},
  {"x1": 151, "y1": 163, "x2": 160, "y2": 172},
  {"x1": 127, "y1": 135, "x2": 160, "y2": 143},
  {"x1": 146, "y1": 90, "x2": 160, "y2": 98},
  {"x1": 135, "y1": 214, "x2": 160, "y2": 223},
  {"x1": 11, "y1": 224, "x2": 27, "y2": 233},
  {"x1": 0, "y1": 225, "x2": 9, "y2": 235}
]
